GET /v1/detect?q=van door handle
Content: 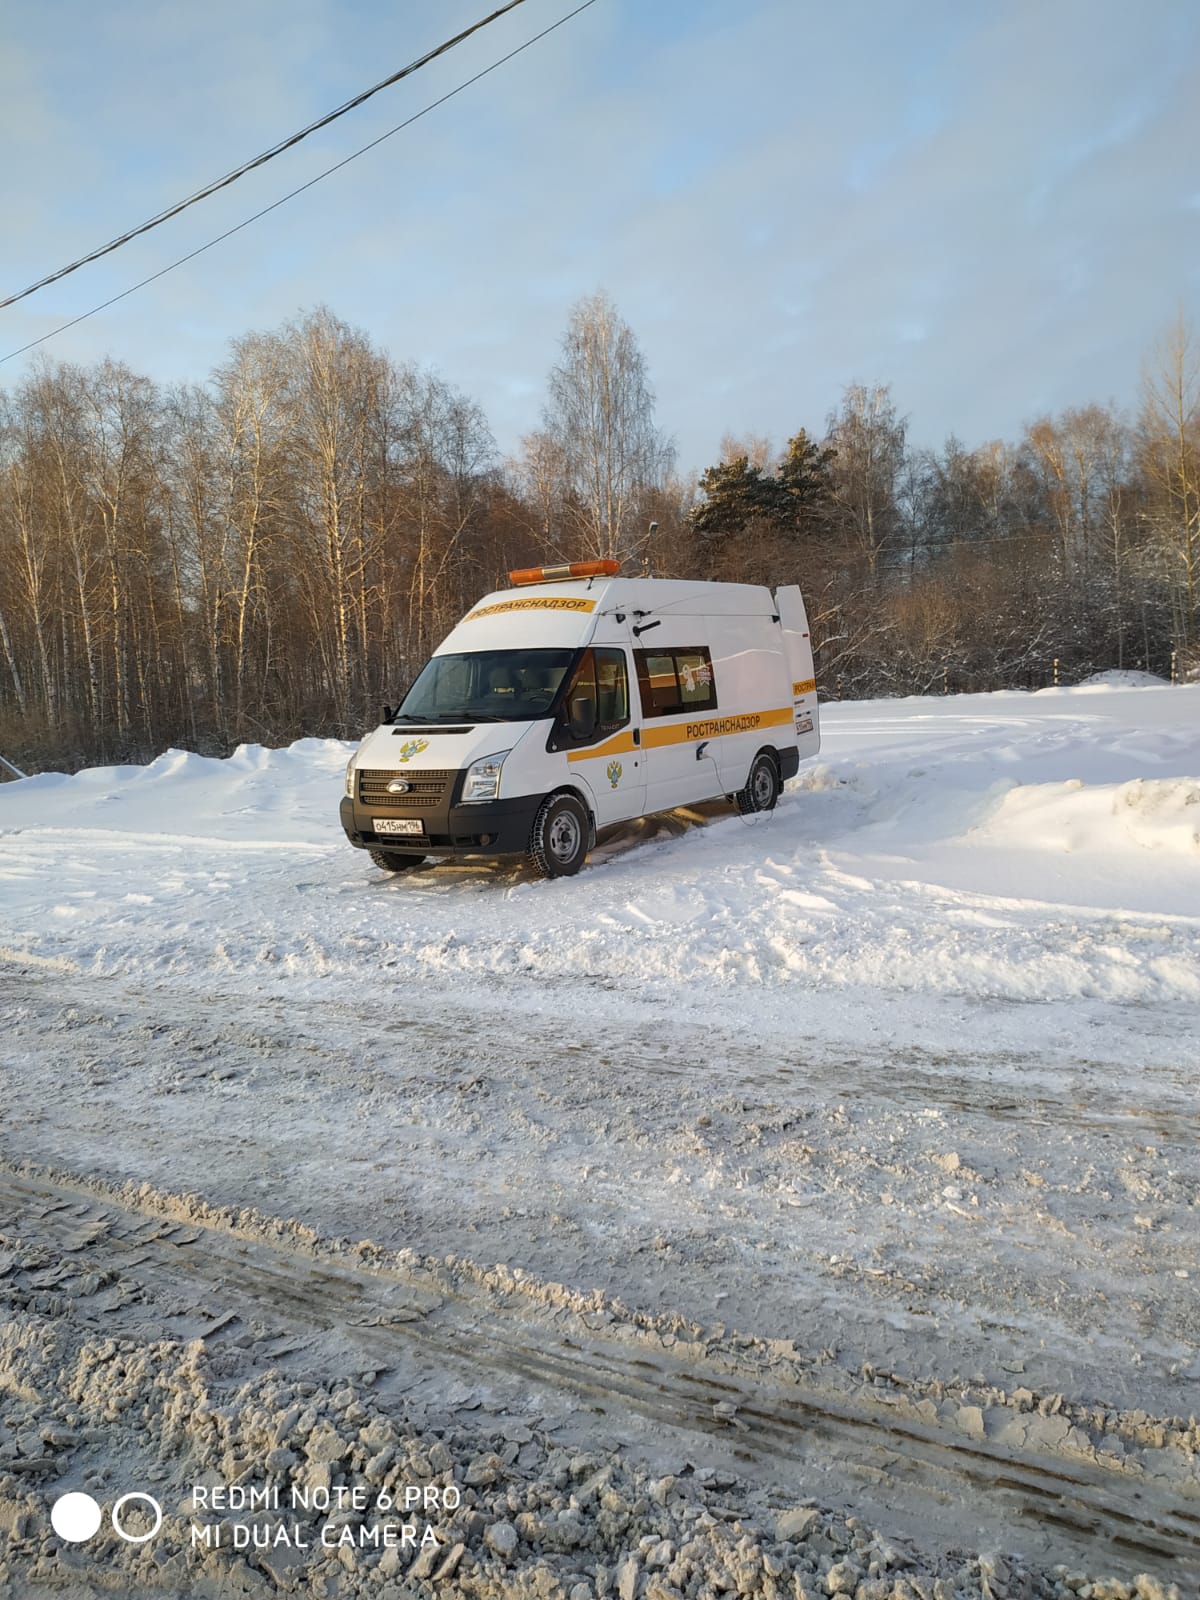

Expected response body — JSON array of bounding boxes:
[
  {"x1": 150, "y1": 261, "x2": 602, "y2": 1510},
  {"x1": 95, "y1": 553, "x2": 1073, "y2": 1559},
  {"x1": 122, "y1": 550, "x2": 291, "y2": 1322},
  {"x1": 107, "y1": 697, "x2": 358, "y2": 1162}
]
[{"x1": 632, "y1": 728, "x2": 641, "y2": 746}]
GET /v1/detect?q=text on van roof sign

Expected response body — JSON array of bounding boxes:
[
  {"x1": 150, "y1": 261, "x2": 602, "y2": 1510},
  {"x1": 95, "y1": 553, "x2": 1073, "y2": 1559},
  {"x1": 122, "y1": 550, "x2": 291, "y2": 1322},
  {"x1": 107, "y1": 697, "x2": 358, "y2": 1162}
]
[{"x1": 466, "y1": 597, "x2": 598, "y2": 620}]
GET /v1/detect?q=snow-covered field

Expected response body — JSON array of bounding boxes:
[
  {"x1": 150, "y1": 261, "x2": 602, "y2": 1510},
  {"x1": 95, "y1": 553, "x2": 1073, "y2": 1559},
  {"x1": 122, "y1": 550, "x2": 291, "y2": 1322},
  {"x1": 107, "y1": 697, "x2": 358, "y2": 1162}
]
[{"x1": 1, "y1": 681, "x2": 1198, "y2": 1598}]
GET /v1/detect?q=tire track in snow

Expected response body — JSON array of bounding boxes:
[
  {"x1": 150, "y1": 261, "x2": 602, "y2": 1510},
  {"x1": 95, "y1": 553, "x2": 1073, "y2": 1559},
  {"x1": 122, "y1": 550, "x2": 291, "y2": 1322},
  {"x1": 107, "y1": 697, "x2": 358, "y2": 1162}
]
[{"x1": 3, "y1": 1163, "x2": 1198, "y2": 1582}]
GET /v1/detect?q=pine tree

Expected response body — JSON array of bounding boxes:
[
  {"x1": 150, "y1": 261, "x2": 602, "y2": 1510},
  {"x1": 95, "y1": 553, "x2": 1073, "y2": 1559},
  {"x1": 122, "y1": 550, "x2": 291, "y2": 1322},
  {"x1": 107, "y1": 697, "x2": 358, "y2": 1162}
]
[
  {"x1": 691, "y1": 455, "x2": 783, "y2": 539},
  {"x1": 776, "y1": 430, "x2": 834, "y2": 527}
]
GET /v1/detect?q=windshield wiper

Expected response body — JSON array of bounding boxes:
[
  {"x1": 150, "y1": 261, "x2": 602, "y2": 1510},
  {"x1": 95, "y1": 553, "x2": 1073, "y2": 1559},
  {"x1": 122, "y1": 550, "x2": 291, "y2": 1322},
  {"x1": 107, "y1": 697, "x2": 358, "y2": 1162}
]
[
  {"x1": 394, "y1": 710, "x2": 529, "y2": 724},
  {"x1": 393, "y1": 712, "x2": 475, "y2": 724}
]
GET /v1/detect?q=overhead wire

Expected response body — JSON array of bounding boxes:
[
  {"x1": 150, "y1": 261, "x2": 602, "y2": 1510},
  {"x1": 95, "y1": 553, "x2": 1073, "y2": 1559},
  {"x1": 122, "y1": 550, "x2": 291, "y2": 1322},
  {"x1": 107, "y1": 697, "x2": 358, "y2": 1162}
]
[
  {"x1": 1, "y1": 0, "x2": 598, "y2": 365},
  {"x1": 0, "y1": 0, "x2": 527, "y2": 312}
]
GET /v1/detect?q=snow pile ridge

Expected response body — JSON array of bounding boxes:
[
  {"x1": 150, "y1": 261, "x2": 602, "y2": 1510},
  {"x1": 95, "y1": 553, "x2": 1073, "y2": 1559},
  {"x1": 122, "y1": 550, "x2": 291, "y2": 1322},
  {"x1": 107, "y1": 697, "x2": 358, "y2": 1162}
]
[
  {"x1": 1077, "y1": 668, "x2": 1170, "y2": 688},
  {"x1": 974, "y1": 777, "x2": 1200, "y2": 857}
]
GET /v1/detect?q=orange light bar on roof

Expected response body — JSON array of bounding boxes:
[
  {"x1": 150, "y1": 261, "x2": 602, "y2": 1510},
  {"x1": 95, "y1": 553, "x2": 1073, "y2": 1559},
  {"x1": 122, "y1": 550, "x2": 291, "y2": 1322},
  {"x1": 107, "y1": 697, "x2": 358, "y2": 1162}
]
[{"x1": 508, "y1": 560, "x2": 621, "y2": 586}]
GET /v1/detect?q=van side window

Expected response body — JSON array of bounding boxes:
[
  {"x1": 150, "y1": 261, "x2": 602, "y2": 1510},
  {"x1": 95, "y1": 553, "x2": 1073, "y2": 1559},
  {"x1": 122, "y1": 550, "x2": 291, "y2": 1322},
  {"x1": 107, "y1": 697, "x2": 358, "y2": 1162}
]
[
  {"x1": 594, "y1": 648, "x2": 630, "y2": 726},
  {"x1": 557, "y1": 647, "x2": 630, "y2": 745},
  {"x1": 634, "y1": 647, "x2": 718, "y2": 717}
]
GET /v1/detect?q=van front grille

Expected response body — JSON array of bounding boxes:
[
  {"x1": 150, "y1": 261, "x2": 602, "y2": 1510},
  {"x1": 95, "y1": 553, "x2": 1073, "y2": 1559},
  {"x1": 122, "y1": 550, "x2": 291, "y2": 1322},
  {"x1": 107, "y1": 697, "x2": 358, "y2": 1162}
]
[{"x1": 358, "y1": 769, "x2": 454, "y2": 810}]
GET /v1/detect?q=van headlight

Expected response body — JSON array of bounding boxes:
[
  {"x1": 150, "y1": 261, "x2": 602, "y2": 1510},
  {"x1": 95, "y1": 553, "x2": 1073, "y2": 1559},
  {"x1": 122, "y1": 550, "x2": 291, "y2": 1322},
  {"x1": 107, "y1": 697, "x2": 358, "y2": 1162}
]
[
  {"x1": 461, "y1": 750, "x2": 511, "y2": 803},
  {"x1": 345, "y1": 756, "x2": 357, "y2": 798}
]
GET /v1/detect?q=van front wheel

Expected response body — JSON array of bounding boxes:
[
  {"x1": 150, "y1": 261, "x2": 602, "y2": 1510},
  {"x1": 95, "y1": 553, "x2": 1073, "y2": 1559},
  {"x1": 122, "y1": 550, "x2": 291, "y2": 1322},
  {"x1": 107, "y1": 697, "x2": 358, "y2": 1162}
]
[
  {"x1": 529, "y1": 793, "x2": 590, "y2": 878},
  {"x1": 736, "y1": 753, "x2": 780, "y2": 815}
]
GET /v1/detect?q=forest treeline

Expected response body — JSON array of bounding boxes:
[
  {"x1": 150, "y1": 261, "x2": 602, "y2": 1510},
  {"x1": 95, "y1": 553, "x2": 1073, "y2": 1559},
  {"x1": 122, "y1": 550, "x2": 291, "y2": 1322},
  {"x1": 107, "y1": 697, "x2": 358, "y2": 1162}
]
[{"x1": 1, "y1": 294, "x2": 1197, "y2": 772}]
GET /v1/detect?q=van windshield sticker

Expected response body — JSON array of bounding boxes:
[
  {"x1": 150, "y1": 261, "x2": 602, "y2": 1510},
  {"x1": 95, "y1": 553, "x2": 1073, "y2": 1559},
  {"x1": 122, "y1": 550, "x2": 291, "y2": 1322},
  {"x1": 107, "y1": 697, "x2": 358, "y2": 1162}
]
[{"x1": 466, "y1": 597, "x2": 597, "y2": 620}]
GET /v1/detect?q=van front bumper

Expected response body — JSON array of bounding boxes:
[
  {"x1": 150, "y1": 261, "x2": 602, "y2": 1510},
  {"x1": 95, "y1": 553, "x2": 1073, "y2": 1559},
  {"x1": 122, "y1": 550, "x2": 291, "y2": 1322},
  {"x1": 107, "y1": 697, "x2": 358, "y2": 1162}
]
[{"x1": 340, "y1": 793, "x2": 543, "y2": 857}]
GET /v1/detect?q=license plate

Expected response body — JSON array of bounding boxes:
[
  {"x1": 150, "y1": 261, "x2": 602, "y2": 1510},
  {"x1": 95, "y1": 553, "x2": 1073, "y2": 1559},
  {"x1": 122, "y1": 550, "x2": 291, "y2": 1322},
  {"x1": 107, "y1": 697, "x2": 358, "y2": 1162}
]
[{"x1": 373, "y1": 817, "x2": 423, "y2": 836}]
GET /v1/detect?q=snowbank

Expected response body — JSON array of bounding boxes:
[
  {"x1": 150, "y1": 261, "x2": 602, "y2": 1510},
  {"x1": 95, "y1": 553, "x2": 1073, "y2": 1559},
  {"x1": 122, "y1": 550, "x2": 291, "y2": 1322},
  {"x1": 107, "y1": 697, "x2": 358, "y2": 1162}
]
[
  {"x1": 974, "y1": 775, "x2": 1200, "y2": 857},
  {"x1": 1077, "y1": 668, "x2": 1170, "y2": 688},
  {"x1": 1, "y1": 685, "x2": 1198, "y2": 1008}
]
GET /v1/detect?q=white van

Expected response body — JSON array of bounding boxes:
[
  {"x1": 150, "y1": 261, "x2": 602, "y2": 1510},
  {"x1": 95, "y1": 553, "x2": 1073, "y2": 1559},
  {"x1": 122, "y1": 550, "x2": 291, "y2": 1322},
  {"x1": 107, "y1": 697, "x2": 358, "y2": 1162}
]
[{"x1": 340, "y1": 562, "x2": 820, "y2": 877}]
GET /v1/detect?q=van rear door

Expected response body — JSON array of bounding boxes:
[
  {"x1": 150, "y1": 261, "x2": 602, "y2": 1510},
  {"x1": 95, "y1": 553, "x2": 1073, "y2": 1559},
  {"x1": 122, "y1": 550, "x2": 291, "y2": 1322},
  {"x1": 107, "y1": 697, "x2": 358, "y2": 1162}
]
[{"x1": 775, "y1": 586, "x2": 821, "y2": 758}]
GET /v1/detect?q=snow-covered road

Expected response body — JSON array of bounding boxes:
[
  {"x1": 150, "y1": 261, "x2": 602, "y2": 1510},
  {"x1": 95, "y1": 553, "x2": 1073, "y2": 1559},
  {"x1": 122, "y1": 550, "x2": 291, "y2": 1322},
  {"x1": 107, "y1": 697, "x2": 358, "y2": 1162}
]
[{"x1": 1, "y1": 680, "x2": 1198, "y2": 1597}]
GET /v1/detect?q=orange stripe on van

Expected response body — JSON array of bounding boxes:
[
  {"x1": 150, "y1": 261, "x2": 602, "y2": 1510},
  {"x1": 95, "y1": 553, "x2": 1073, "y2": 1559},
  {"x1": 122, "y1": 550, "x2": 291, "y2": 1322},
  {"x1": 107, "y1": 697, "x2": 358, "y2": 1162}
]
[
  {"x1": 792, "y1": 678, "x2": 816, "y2": 696},
  {"x1": 566, "y1": 730, "x2": 637, "y2": 763},
  {"x1": 568, "y1": 706, "x2": 794, "y2": 762},
  {"x1": 645, "y1": 706, "x2": 795, "y2": 747}
]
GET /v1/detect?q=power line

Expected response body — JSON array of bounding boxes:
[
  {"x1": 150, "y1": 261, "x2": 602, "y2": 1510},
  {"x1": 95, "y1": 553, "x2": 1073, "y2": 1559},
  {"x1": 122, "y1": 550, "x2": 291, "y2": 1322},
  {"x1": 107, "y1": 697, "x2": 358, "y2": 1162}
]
[
  {"x1": 0, "y1": 0, "x2": 528, "y2": 313},
  {"x1": 1, "y1": 0, "x2": 598, "y2": 365}
]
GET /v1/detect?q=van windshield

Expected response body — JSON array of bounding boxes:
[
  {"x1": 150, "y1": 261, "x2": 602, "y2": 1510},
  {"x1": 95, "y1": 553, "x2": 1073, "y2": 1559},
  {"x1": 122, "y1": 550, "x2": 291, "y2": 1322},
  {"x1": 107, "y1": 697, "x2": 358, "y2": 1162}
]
[{"x1": 396, "y1": 649, "x2": 576, "y2": 723}]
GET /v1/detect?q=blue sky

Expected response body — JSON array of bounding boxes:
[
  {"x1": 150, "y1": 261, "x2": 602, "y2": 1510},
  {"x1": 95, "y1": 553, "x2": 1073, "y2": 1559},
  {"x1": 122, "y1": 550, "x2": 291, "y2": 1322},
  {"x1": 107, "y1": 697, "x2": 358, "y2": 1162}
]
[{"x1": 2, "y1": 0, "x2": 1198, "y2": 476}]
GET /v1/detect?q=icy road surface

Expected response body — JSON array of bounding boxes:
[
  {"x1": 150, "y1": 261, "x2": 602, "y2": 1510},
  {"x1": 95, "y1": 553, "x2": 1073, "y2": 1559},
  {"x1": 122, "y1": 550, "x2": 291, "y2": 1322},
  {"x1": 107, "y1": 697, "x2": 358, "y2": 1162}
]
[{"x1": 1, "y1": 680, "x2": 1198, "y2": 1598}]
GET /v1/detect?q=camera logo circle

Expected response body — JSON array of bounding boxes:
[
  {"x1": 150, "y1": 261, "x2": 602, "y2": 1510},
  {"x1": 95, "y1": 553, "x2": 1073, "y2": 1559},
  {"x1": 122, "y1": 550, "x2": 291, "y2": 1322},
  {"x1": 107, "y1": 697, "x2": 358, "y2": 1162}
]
[
  {"x1": 111, "y1": 1492, "x2": 163, "y2": 1543},
  {"x1": 51, "y1": 1489, "x2": 163, "y2": 1545},
  {"x1": 50, "y1": 1493, "x2": 102, "y2": 1544}
]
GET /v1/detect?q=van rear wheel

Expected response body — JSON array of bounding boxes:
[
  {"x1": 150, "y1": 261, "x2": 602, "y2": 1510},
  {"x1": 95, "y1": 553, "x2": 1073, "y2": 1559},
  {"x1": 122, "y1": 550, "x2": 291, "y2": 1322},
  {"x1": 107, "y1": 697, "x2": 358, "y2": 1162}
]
[
  {"x1": 736, "y1": 752, "x2": 780, "y2": 815},
  {"x1": 528, "y1": 793, "x2": 589, "y2": 878},
  {"x1": 368, "y1": 849, "x2": 426, "y2": 873}
]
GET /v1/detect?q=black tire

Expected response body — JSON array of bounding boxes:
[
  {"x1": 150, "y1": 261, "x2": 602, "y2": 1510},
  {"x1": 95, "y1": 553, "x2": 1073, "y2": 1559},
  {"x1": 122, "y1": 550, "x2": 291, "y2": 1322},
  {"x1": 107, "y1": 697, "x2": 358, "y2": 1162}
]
[
  {"x1": 735, "y1": 752, "x2": 780, "y2": 815},
  {"x1": 367, "y1": 849, "x2": 426, "y2": 873},
  {"x1": 528, "y1": 793, "x2": 590, "y2": 878}
]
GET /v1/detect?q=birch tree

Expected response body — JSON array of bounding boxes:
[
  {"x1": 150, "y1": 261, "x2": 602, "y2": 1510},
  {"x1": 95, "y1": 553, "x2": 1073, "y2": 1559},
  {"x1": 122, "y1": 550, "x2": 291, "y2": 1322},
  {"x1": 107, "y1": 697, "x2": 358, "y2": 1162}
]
[
  {"x1": 534, "y1": 291, "x2": 673, "y2": 564},
  {"x1": 823, "y1": 383, "x2": 906, "y2": 579},
  {"x1": 212, "y1": 332, "x2": 290, "y2": 737},
  {"x1": 1140, "y1": 313, "x2": 1200, "y2": 652}
]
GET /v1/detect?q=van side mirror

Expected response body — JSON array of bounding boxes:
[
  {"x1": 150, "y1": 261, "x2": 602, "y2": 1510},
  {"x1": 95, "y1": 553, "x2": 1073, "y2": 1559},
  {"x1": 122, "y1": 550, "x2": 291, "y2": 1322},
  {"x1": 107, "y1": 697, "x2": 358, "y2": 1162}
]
[
  {"x1": 382, "y1": 705, "x2": 394, "y2": 724},
  {"x1": 568, "y1": 694, "x2": 596, "y2": 740}
]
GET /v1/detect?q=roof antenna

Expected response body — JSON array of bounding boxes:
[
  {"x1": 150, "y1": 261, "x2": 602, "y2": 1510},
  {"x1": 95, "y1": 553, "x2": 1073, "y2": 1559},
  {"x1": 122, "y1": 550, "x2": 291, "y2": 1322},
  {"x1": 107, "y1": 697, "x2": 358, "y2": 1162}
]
[{"x1": 642, "y1": 521, "x2": 657, "y2": 578}]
